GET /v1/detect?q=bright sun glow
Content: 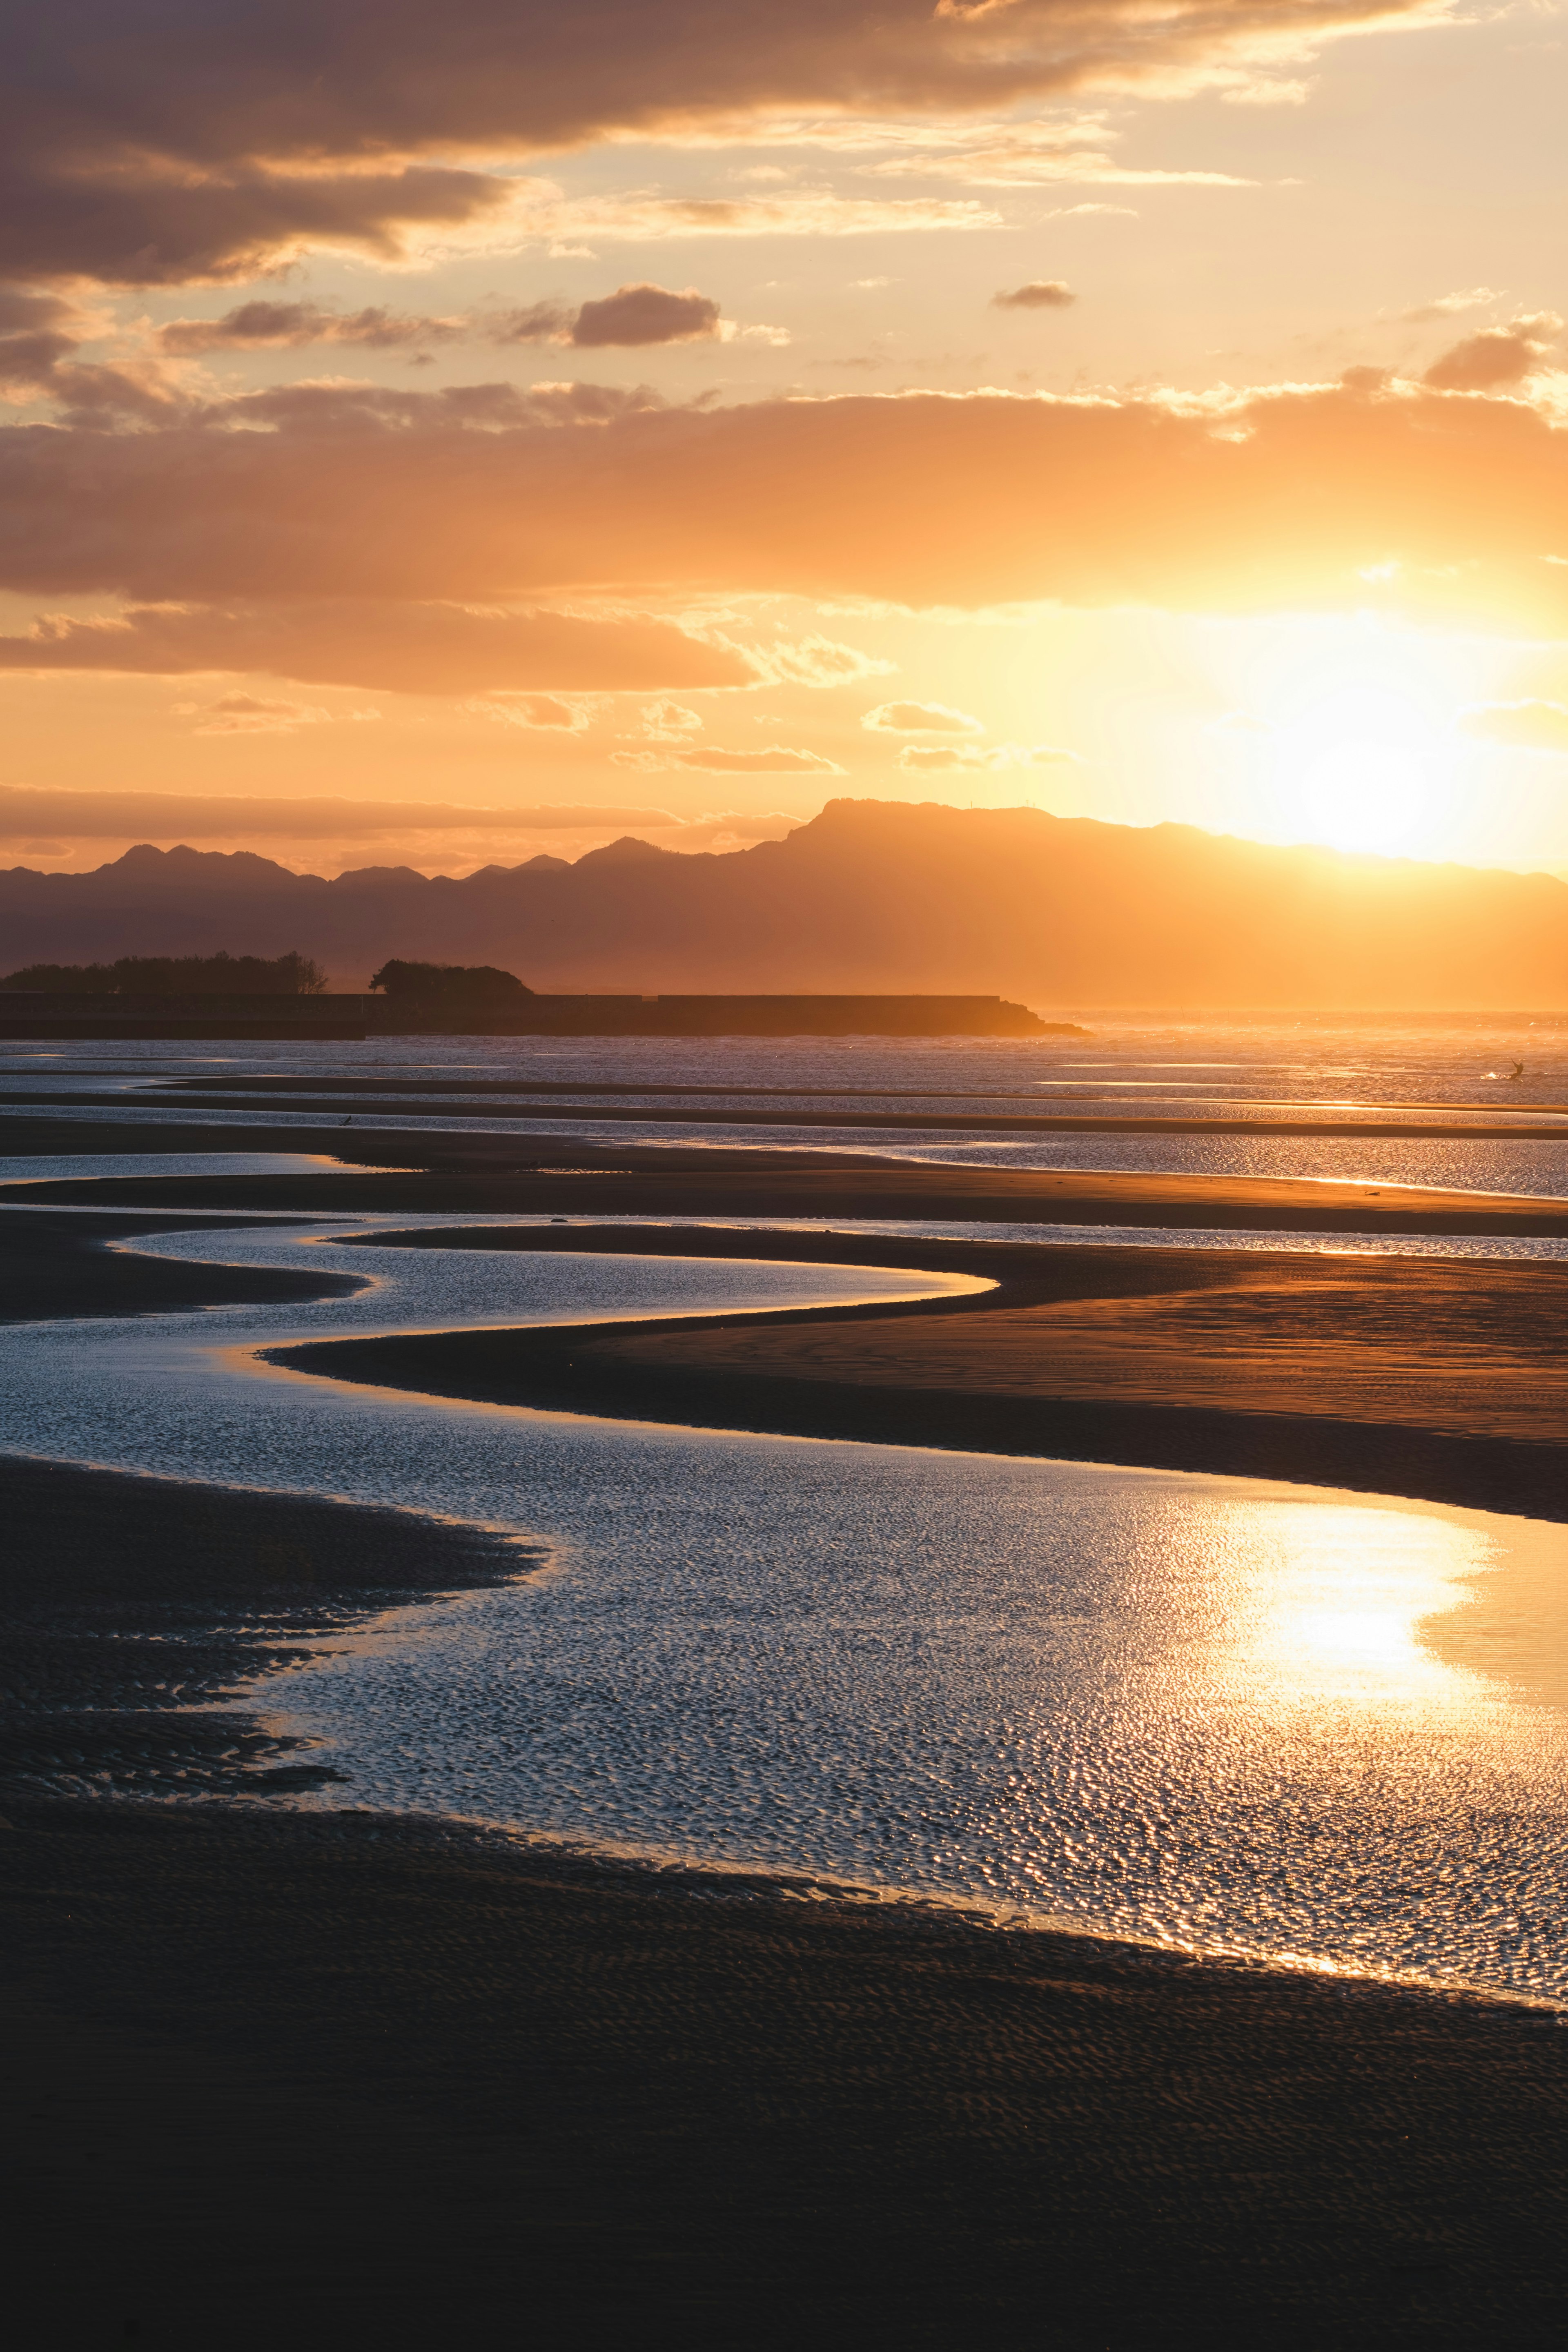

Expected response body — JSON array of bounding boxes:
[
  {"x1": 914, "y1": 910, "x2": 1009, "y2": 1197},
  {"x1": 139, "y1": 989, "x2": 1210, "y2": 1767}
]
[
  {"x1": 1208, "y1": 627, "x2": 1481, "y2": 858},
  {"x1": 1270, "y1": 679, "x2": 1457, "y2": 855}
]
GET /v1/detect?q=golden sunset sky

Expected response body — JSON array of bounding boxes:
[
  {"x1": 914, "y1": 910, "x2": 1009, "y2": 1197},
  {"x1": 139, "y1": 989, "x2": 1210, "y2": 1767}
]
[{"x1": 1, "y1": 0, "x2": 1565, "y2": 877}]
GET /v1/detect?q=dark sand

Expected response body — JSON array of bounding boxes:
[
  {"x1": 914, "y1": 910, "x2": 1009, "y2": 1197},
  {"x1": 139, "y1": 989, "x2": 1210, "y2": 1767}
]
[
  {"x1": 0, "y1": 1456, "x2": 533, "y2": 1795},
  {"x1": 0, "y1": 1207, "x2": 367, "y2": 1323},
  {"x1": 9, "y1": 1164, "x2": 1568, "y2": 2344},
  {"x1": 11, "y1": 1120, "x2": 1568, "y2": 1233},
  {"x1": 8, "y1": 1799, "x2": 1568, "y2": 2351},
  {"x1": 274, "y1": 1222, "x2": 1568, "y2": 1524}
]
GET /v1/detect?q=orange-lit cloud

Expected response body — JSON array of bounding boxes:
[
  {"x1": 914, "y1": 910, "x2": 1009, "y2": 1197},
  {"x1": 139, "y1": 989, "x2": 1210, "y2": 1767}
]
[
  {"x1": 1424, "y1": 314, "x2": 1562, "y2": 393},
  {"x1": 468, "y1": 693, "x2": 598, "y2": 729},
  {"x1": 4, "y1": 376, "x2": 1568, "y2": 634},
  {"x1": 993, "y1": 281, "x2": 1075, "y2": 310},
  {"x1": 0, "y1": 601, "x2": 753, "y2": 693},
  {"x1": 897, "y1": 741, "x2": 1076, "y2": 771},
  {"x1": 177, "y1": 691, "x2": 379, "y2": 736},
  {"x1": 863, "y1": 701, "x2": 984, "y2": 733},
  {"x1": 618, "y1": 745, "x2": 842, "y2": 773},
  {"x1": 1, "y1": 0, "x2": 1445, "y2": 284}
]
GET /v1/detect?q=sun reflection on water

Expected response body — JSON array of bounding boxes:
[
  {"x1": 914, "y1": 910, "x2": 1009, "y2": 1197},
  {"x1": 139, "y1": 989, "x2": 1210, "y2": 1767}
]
[{"x1": 1233, "y1": 1503, "x2": 1500, "y2": 1715}]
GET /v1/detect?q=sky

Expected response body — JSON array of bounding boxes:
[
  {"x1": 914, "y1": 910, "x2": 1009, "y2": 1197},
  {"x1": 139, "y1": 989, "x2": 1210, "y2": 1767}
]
[{"x1": 0, "y1": 0, "x2": 1565, "y2": 880}]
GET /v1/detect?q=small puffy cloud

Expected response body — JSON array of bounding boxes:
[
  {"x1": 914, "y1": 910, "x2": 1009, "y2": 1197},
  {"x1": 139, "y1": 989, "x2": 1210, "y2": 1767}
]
[
  {"x1": 1425, "y1": 314, "x2": 1562, "y2": 393},
  {"x1": 570, "y1": 284, "x2": 722, "y2": 348},
  {"x1": 749, "y1": 633, "x2": 894, "y2": 687},
  {"x1": 897, "y1": 741, "x2": 1076, "y2": 772},
  {"x1": 631, "y1": 699, "x2": 705, "y2": 739},
  {"x1": 862, "y1": 700, "x2": 983, "y2": 734},
  {"x1": 992, "y1": 281, "x2": 1076, "y2": 310},
  {"x1": 1399, "y1": 288, "x2": 1502, "y2": 325},
  {"x1": 1458, "y1": 699, "x2": 1568, "y2": 753}
]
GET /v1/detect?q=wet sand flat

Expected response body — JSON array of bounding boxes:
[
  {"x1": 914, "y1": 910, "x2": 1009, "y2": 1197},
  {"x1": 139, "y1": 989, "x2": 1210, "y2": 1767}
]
[
  {"x1": 12, "y1": 1120, "x2": 1568, "y2": 1232},
  {"x1": 280, "y1": 1223, "x2": 1568, "y2": 1522}
]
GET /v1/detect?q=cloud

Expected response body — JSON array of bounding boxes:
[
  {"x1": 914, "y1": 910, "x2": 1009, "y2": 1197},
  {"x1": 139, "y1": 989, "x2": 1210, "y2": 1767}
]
[
  {"x1": 9, "y1": 376, "x2": 1568, "y2": 635},
  {"x1": 160, "y1": 287, "x2": 735, "y2": 357},
  {"x1": 0, "y1": 787, "x2": 691, "y2": 840},
  {"x1": 538, "y1": 190, "x2": 1002, "y2": 241},
  {"x1": 1424, "y1": 313, "x2": 1562, "y2": 392},
  {"x1": 629, "y1": 699, "x2": 705, "y2": 740},
  {"x1": 896, "y1": 741, "x2": 1075, "y2": 771},
  {"x1": 861, "y1": 119, "x2": 1252, "y2": 190},
  {"x1": 0, "y1": 601, "x2": 754, "y2": 694},
  {"x1": 747, "y1": 633, "x2": 894, "y2": 687},
  {"x1": 180, "y1": 692, "x2": 357, "y2": 735},
  {"x1": 467, "y1": 693, "x2": 597, "y2": 729},
  {"x1": 619, "y1": 744, "x2": 842, "y2": 773},
  {"x1": 2, "y1": 0, "x2": 1445, "y2": 285},
  {"x1": 570, "y1": 284, "x2": 721, "y2": 347},
  {"x1": 1399, "y1": 287, "x2": 1502, "y2": 325},
  {"x1": 1458, "y1": 699, "x2": 1568, "y2": 753},
  {"x1": 863, "y1": 701, "x2": 984, "y2": 733},
  {"x1": 993, "y1": 282, "x2": 1075, "y2": 312},
  {"x1": 159, "y1": 300, "x2": 478, "y2": 355}
]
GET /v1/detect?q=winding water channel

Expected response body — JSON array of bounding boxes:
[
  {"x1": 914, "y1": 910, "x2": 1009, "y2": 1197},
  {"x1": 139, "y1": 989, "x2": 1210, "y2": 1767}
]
[{"x1": 5, "y1": 1206, "x2": 1568, "y2": 2005}]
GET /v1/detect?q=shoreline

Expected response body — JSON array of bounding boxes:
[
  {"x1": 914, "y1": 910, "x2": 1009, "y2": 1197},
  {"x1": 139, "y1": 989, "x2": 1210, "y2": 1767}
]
[{"x1": 268, "y1": 1221, "x2": 1568, "y2": 1525}]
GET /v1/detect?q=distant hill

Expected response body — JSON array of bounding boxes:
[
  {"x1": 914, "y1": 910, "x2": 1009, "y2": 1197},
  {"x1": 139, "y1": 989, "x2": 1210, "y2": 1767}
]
[{"x1": 1, "y1": 800, "x2": 1564, "y2": 1008}]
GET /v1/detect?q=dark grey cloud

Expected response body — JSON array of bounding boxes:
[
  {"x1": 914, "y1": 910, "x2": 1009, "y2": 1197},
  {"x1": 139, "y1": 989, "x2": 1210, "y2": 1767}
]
[
  {"x1": 0, "y1": 0, "x2": 1446, "y2": 286},
  {"x1": 159, "y1": 287, "x2": 722, "y2": 357},
  {"x1": 570, "y1": 284, "x2": 722, "y2": 347}
]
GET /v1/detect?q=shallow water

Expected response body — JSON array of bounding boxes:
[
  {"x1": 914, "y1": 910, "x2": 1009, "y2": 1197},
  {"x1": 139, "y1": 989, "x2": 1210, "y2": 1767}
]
[
  {"x1": 8, "y1": 1022, "x2": 1568, "y2": 1200},
  {"x1": 5, "y1": 1216, "x2": 1568, "y2": 2004}
]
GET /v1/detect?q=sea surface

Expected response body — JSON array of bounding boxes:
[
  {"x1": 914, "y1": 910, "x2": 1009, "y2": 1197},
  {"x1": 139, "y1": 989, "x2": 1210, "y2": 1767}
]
[{"x1": 4, "y1": 1013, "x2": 1568, "y2": 1198}]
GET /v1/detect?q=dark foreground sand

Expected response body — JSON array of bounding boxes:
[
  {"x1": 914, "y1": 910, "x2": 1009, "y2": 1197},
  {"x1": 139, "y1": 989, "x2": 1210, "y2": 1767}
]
[
  {"x1": 9, "y1": 1172, "x2": 1568, "y2": 2344},
  {"x1": 7, "y1": 1796, "x2": 1568, "y2": 2352}
]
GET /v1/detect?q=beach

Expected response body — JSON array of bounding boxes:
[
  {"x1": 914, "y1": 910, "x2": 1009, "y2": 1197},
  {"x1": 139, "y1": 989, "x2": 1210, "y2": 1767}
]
[{"x1": 7, "y1": 1127, "x2": 1568, "y2": 2343}]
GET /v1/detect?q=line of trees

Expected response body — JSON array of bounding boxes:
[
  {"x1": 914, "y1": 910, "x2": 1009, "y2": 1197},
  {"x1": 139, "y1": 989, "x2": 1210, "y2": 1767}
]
[
  {"x1": 368, "y1": 961, "x2": 531, "y2": 1000},
  {"x1": 0, "y1": 951, "x2": 329, "y2": 995}
]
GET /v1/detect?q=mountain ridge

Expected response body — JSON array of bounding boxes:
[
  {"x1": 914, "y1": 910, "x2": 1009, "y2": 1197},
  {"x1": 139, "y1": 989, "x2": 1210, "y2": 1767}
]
[{"x1": 2, "y1": 800, "x2": 1564, "y2": 1008}]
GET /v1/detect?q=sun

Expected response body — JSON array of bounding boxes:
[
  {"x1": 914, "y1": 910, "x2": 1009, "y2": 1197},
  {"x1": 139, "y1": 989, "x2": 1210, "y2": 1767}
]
[
  {"x1": 1213, "y1": 628, "x2": 1472, "y2": 858},
  {"x1": 1292, "y1": 734, "x2": 1429, "y2": 855}
]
